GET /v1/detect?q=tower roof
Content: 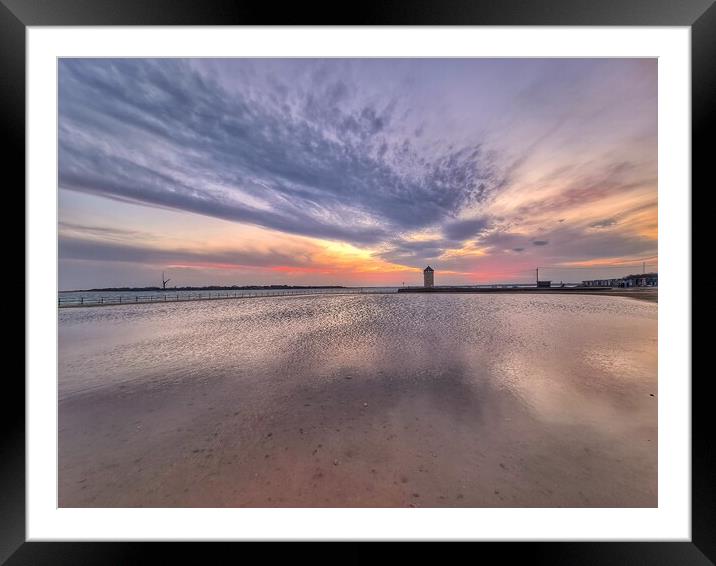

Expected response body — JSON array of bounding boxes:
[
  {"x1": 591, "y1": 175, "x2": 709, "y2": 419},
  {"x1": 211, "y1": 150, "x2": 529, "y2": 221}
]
[{"x1": 424, "y1": 265, "x2": 434, "y2": 272}]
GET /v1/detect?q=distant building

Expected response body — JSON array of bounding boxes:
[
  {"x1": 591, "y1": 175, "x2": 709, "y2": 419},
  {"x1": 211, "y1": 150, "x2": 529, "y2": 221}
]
[
  {"x1": 581, "y1": 273, "x2": 657, "y2": 288},
  {"x1": 581, "y1": 278, "x2": 619, "y2": 287},
  {"x1": 537, "y1": 280, "x2": 551, "y2": 288},
  {"x1": 586, "y1": 279, "x2": 615, "y2": 287},
  {"x1": 423, "y1": 266, "x2": 434, "y2": 288},
  {"x1": 622, "y1": 273, "x2": 658, "y2": 287}
]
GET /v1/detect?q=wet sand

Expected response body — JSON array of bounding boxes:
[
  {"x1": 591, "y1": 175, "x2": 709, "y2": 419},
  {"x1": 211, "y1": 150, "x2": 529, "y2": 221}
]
[{"x1": 59, "y1": 294, "x2": 657, "y2": 507}]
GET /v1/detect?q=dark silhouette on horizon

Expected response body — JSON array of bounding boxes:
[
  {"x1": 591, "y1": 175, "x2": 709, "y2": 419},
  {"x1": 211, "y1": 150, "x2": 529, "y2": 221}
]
[{"x1": 61, "y1": 284, "x2": 346, "y2": 293}]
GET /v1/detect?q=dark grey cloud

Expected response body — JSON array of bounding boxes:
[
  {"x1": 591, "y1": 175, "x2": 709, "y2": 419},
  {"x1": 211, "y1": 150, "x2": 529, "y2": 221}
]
[
  {"x1": 542, "y1": 225, "x2": 655, "y2": 262},
  {"x1": 477, "y1": 230, "x2": 529, "y2": 251},
  {"x1": 59, "y1": 59, "x2": 501, "y2": 246},
  {"x1": 589, "y1": 217, "x2": 618, "y2": 229},
  {"x1": 473, "y1": 221, "x2": 655, "y2": 266},
  {"x1": 375, "y1": 215, "x2": 493, "y2": 268},
  {"x1": 442, "y1": 216, "x2": 491, "y2": 242},
  {"x1": 376, "y1": 238, "x2": 449, "y2": 266},
  {"x1": 59, "y1": 235, "x2": 312, "y2": 269}
]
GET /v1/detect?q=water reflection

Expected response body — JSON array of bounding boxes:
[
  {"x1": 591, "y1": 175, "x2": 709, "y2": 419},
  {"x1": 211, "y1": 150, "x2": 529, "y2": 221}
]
[{"x1": 59, "y1": 294, "x2": 657, "y2": 507}]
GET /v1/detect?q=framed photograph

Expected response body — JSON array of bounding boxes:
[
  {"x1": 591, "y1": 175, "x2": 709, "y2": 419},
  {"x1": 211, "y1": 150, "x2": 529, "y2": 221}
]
[{"x1": 7, "y1": 0, "x2": 707, "y2": 562}]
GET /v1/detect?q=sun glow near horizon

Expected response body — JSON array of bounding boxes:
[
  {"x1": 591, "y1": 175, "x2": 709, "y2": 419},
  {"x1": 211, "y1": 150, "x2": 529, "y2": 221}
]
[{"x1": 59, "y1": 58, "x2": 657, "y2": 290}]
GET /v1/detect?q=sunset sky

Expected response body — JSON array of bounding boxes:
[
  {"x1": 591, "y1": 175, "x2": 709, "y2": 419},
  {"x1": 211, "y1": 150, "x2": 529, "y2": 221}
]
[{"x1": 58, "y1": 58, "x2": 657, "y2": 290}]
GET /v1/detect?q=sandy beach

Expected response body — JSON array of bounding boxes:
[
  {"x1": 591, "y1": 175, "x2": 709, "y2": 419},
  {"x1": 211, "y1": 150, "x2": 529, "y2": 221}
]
[{"x1": 59, "y1": 293, "x2": 657, "y2": 507}]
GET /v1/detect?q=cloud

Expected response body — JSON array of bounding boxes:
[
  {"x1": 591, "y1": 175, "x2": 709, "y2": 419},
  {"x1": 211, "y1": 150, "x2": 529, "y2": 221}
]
[
  {"x1": 59, "y1": 235, "x2": 315, "y2": 270},
  {"x1": 59, "y1": 59, "x2": 501, "y2": 247},
  {"x1": 589, "y1": 217, "x2": 618, "y2": 229},
  {"x1": 442, "y1": 216, "x2": 491, "y2": 242},
  {"x1": 58, "y1": 221, "x2": 156, "y2": 242},
  {"x1": 376, "y1": 238, "x2": 449, "y2": 266},
  {"x1": 511, "y1": 160, "x2": 655, "y2": 221},
  {"x1": 57, "y1": 58, "x2": 658, "y2": 288}
]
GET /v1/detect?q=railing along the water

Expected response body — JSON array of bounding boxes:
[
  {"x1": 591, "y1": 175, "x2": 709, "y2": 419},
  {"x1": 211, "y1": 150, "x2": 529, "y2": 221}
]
[{"x1": 58, "y1": 287, "x2": 397, "y2": 308}]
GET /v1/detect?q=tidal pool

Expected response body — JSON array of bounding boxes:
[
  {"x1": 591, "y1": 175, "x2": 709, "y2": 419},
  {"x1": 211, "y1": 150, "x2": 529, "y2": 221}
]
[{"x1": 59, "y1": 293, "x2": 657, "y2": 507}]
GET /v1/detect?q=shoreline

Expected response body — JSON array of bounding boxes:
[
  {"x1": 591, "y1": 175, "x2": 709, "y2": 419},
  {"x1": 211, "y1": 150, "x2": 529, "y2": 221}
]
[
  {"x1": 58, "y1": 287, "x2": 658, "y2": 309},
  {"x1": 57, "y1": 290, "x2": 394, "y2": 309},
  {"x1": 398, "y1": 288, "x2": 658, "y2": 303}
]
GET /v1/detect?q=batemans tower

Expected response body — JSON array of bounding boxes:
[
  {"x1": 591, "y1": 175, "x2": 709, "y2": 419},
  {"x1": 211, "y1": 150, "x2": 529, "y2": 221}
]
[{"x1": 423, "y1": 266, "x2": 434, "y2": 288}]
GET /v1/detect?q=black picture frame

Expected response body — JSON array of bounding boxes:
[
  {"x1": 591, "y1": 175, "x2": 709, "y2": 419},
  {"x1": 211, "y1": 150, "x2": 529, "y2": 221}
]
[{"x1": 5, "y1": 0, "x2": 707, "y2": 562}]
